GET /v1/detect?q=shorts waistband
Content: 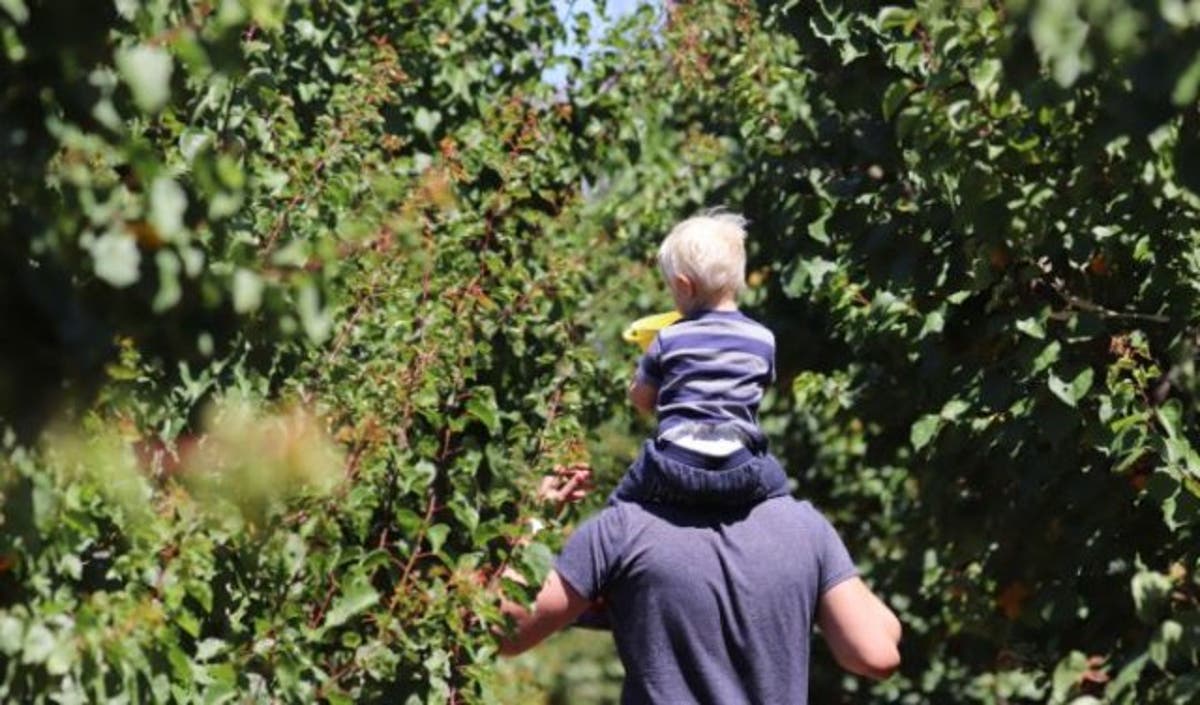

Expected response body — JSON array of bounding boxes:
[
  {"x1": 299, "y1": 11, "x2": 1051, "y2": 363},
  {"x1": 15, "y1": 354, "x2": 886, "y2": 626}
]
[
  {"x1": 655, "y1": 439, "x2": 756, "y2": 471},
  {"x1": 659, "y1": 421, "x2": 754, "y2": 444}
]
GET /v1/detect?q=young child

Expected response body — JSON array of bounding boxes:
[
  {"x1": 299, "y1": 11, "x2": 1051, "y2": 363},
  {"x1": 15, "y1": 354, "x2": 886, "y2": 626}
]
[{"x1": 611, "y1": 211, "x2": 789, "y2": 507}]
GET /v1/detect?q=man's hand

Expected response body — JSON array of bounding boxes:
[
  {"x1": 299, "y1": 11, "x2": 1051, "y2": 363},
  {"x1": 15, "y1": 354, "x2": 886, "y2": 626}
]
[
  {"x1": 537, "y1": 463, "x2": 594, "y2": 513},
  {"x1": 498, "y1": 570, "x2": 592, "y2": 657}
]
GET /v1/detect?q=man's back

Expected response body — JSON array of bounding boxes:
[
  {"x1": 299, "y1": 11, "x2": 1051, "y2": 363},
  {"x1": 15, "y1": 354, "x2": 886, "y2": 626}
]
[{"x1": 555, "y1": 497, "x2": 857, "y2": 705}]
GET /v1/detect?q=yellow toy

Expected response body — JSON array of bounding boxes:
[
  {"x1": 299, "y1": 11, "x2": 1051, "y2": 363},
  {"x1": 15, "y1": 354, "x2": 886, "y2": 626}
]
[{"x1": 622, "y1": 311, "x2": 683, "y2": 352}]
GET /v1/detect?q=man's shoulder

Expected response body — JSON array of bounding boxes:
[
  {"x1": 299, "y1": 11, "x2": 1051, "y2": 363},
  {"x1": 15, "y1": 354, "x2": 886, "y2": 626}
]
[
  {"x1": 754, "y1": 497, "x2": 835, "y2": 531},
  {"x1": 757, "y1": 496, "x2": 818, "y2": 516},
  {"x1": 601, "y1": 498, "x2": 660, "y2": 526},
  {"x1": 571, "y1": 499, "x2": 643, "y2": 542},
  {"x1": 609, "y1": 497, "x2": 827, "y2": 532}
]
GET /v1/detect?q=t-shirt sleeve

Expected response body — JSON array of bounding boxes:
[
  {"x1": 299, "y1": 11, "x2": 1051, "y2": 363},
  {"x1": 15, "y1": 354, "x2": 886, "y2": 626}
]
[
  {"x1": 814, "y1": 512, "x2": 858, "y2": 594},
  {"x1": 634, "y1": 334, "x2": 664, "y2": 388},
  {"x1": 553, "y1": 506, "x2": 628, "y2": 601}
]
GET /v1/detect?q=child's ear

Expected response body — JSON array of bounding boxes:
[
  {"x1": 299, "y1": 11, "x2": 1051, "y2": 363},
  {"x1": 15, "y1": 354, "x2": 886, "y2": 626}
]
[{"x1": 672, "y1": 274, "x2": 695, "y2": 300}]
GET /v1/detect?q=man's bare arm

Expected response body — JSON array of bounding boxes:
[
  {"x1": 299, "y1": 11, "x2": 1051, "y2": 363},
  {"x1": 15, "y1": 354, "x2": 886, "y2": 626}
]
[
  {"x1": 498, "y1": 570, "x2": 592, "y2": 657},
  {"x1": 816, "y1": 577, "x2": 902, "y2": 680}
]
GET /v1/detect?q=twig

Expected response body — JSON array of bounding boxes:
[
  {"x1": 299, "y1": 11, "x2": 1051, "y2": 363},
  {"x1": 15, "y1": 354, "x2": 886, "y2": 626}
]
[{"x1": 1046, "y1": 277, "x2": 1170, "y2": 324}]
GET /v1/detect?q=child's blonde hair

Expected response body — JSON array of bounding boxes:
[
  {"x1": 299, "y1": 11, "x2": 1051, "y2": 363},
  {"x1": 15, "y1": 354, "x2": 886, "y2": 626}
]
[{"x1": 658, "y1": 210, "x2": 748, "y2": 307}]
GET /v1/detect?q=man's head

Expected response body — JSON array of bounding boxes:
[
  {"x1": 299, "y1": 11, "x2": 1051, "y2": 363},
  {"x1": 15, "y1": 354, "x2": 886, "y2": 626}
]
[{"x1": 658, "y1": 211, "x2": 748, "y2": 313}]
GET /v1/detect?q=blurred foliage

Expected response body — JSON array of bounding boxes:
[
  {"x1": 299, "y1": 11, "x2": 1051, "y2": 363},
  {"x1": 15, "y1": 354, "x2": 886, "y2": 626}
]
[
  {"x1": 494, "y1": 629, "x2": 624, "y2": 705},
  {"x1": 4, "y1": 0, "x2": 1200, "y2": 702}
]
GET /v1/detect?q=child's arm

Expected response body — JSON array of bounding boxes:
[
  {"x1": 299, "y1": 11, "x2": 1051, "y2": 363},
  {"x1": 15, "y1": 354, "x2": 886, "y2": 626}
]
[
  {"x1": 628, "y1": 378, "x2": 658, "y2": 416},
  {"x1": 629, "y1": 334, "x2": 663, "y2": 416}
]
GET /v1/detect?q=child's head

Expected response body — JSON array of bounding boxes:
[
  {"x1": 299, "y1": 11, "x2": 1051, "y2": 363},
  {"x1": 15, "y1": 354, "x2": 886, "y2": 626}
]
[{"x1": 657, "y1": 211, "x2": 748, "y2": 313}]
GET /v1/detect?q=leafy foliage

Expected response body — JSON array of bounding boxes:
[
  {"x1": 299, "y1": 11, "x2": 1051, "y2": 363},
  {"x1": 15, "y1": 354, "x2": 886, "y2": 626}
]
[
  {"x1": 2, "y1": 0, "x2": 617, "y2": 701},
  {"x1": 557, "y1": 0, "x2": 1200, "y2": 702}
]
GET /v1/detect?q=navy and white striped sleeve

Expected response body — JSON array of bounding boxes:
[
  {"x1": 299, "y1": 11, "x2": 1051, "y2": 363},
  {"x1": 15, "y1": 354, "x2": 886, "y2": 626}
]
[{"x1": 635, "y1": 334, "x2": 665, "y2": 387}]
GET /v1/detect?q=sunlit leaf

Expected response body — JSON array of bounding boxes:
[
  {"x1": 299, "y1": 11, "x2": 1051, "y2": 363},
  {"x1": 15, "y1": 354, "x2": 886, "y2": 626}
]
[{"x1": 116, "y1": 44, "x2": 173, "y2": 113}]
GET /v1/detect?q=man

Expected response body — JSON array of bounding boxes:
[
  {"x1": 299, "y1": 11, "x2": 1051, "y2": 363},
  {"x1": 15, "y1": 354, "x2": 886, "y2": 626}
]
[{"x1": 500, "y1": 469, "x2": 901, "y2": 704}]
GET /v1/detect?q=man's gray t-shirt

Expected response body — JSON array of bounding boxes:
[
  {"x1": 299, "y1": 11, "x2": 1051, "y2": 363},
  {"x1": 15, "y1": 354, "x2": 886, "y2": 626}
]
[{"x1": 554, "y1": 497, "x2": 857, "y2": 705}]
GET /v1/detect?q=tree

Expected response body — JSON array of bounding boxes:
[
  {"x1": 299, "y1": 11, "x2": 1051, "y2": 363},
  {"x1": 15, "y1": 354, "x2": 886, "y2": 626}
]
[{"x1": 560, "y1": 0, "x2": 1200, "y2": 702}]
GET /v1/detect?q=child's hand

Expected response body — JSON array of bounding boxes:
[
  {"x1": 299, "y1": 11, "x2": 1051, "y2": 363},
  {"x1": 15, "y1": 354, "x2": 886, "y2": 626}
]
[{"x1": 536, "y1": 463, "x2": 594, "y2": 511}]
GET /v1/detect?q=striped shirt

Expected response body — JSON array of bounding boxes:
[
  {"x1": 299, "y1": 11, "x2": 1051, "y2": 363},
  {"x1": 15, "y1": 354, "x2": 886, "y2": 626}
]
[{"x1": 635, "y1": 309, "x2": 775, "y2": 440}]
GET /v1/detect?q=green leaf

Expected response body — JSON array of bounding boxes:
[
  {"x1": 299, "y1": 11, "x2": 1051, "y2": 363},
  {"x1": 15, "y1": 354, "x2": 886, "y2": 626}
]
[
  {"x1": 1149, "y1": 620, "x2": 1182, "y2": 668},
  {"x1": 177, "y1": 610, "x2": 201, "y2": 639},
  {"x1": 1070, "y1": 368, "x2": 1094, "y2": 402},
  {"x1": 0, "y1": 0, "x2": 29, "y2": 23},
  {"x1": 298, "y1": 282, "x2": 333, "y2": 343},
  {"x1": 1172, "y1": 53, "x2": 1200, "y2": 106},
  {"x1": 21, "y1": 623, "x2": 54, "y2": 665},
  {"x1": 876, "y1": 6, "x2": 915, "y2": 32},
  {"x1": 1016, "y1": 317, "x2": 1045, "y2": 339},
  {"x1": 179, "y1": 129, "x2": 213, "y2": 162},
  {"x1": 1157, "y1": 399, "x2": 1186, "y2": 441},
  {"x1": 1107, "y1": 654, "x2": 1148, "y2": 699},
  {"x1": 195, "y1": 638, "x2": 226, "y2": 662},
  {"x1": 58, "y1": 554, "x2": 82, "y2": 580},
  {"x1": 187, "y1": 578, "x2": 213, "y2": 613},
  {"x1": 466, "y1": 387, "x2": 501, "y2": 434},
  {"x1": 910, "y1": 414, "x2": 941, "y2": 450},
  {"x1": 784, "y1": 257, "x2": 838, "y2": 296},
  {"x1": 882, "y1": 80, "x2": 911, "y2": 121},
  {"x1": 1032, "y1": 341, "x2": 1061, "y2": 374},
  {"x1": 414, "y1": 107, "x2": 442, "y2": 136},
  {"x1": 44, "y1": 637, "x2": 74, "y2": 676},
  {"x1": 113, "y1": 0, "x2": 137, "y2": 20},
  {"x1": 919, "y1": 309, "x2": 945, "y2": 338},
  {"x1": 323, "y1": 580, "x2": 379, "y2": 630},
  {"x1": 116, "y1": 44, "x2": 174, "y2": 113},
  {"x1": 1131, "y1": 569, "x2": 1171, "y2": 624},
  {"x1": 969, "y1": 58, "x2": 1003, "y2": 99},
  {"x1": 232, "y1": 269, "x2": 264, "y2": 313},
  {"x1": 90, "y1": 231, "x2": 142, "y2": 288},
  {"x1": 1048, "y1": 373, "x2": 1073, "y2": 406},
  {"x1": 150, "y1": 177, "x2": 187, "y2": 240},
  {"x1": 807, "y1": 211, "x2": 832, "y2": 244},
  {"x1": 1049, "y1": 368, "x2": 1093, "y2": 407},
  {"x1": 1030, "y1": 0, "x2": 1090, "y2": 86},
  {"x1": 518, "y1": 541, "x2": 555, "y2": 585},
  {"x1": 181, "y1": 246, "x2": 205, "y2": 277},
  {"x1": 1051, "y1": 650, "x2": 1088, "y2": 703},
  {"x1": 940, "y1": 399, "x2": 970, "y2": 421},
  {"x1": 0, "y1": 615, "x2": 23, "y2": 654},
  {"x1": 427, "y1": 523, "x2": 450, "y2": 553},
  {"x1": 153, "y1": 251, "x2": 182, "y2": 312}
]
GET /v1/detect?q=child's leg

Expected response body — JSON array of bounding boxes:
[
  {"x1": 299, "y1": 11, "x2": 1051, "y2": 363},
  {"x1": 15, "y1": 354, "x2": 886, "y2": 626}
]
[
  {"x1": 607, "y1": 439, "x2": 663, "y2": 504},
  {"x1": 646, "y1": 441, "x2": 791, "y2": 506},
  {"x1": 753, "y1": 450, "x2": 791, "y2": 500}
]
